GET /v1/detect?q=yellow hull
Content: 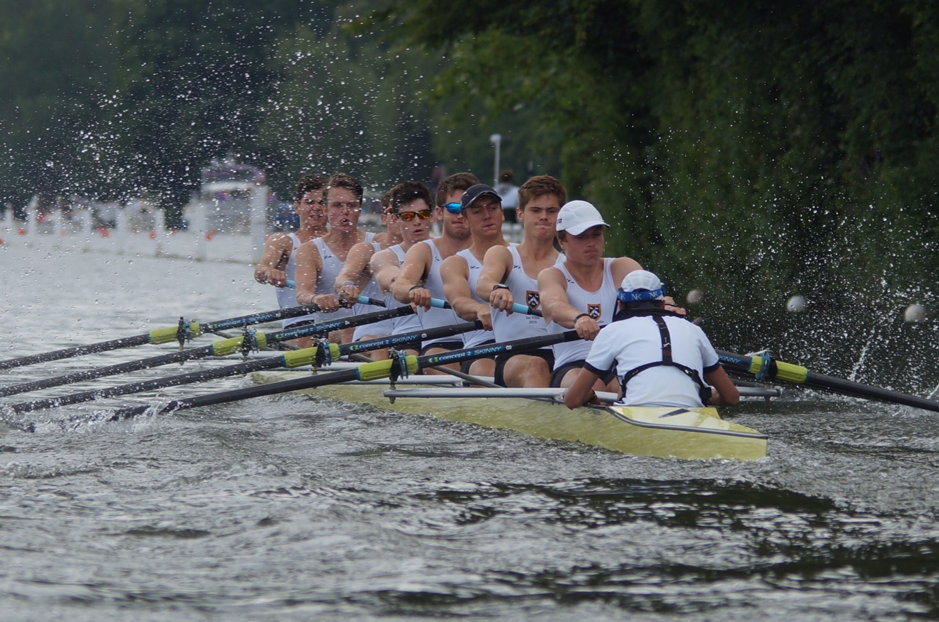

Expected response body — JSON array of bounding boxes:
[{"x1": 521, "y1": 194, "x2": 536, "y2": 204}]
[{"x1": 250, "y1": 371, "x2": 767, "y2": 461}]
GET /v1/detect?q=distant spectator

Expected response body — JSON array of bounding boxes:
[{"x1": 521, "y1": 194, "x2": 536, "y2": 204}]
[{"x1": 495, "y1": 169, "x2": 520, "y2": 223}]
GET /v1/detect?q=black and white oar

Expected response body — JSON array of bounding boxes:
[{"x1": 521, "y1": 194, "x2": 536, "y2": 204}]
[
  {"x1": 717, "y1": 349, "x2": 939, "y2": 414},
  {"x1": 5, "y1": 321, "x2": 483, "y2": 416},
  {"x1": 105, "y1": 330, "x2": 582, "y2": 422},
  {"x1": 0, "y1": 302, "x2": 345, "y2": 372},
  {"x1": 0, "y1": 307, "x2": 412, "y2": 398}
]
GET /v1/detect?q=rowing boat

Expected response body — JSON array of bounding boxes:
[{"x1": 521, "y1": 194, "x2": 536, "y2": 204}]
[{"x1": 250, "y1": 369, "x2": 768, "y2": 461}]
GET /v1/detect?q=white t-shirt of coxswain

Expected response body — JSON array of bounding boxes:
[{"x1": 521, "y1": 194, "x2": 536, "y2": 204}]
[
  {"x1": 456, "y1": 248, "x2": 495, "y2": 349},
  {"x1": 352, "y1": 241, "x2": 395, "y2": 341},
  {"x1": 490, "y1": 245, "x2": 548, "y2": 343},
  {"x1": 584, "y1": 314, "x2": 720, "y2": 407},
  {"x1": 276, "y1": 232, "x2": 318, "y2": 329},
  {"x1": 416, "y1": 239, "x2": 462, "y2": 346},
  {"x1": 313, "y1": 233, "x2": 375, "y2": 324},
  {"x1": 547, "y1": 257, "x2": 617, "y2": 369}
]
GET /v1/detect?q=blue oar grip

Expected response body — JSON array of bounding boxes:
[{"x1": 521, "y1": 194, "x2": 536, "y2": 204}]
[
  {"x1": 511, "y1": 302, "x2": 545, "y2": 317},
  {"x1": 285, "y1": 279, "x2": 296, "y2": 289},
  {"x1": 357, "y1": 296, "x2": 387, "y2": 307},
  {"x1": 430, "y1": 298, "x2": 453, "y2": 309}
]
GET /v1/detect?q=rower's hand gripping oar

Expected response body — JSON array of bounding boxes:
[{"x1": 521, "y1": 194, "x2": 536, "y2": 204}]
[
  {"x1": 0, "y1": 307, "x2": 413, "y2": 399},
  {"x1": 6, "y1": 321, "x2": 484, "y2": 417},
  {"x1": 105, "y1": 330, "x2": 581, "y2": 422},
  {"x1": 430, "y1": 297, "x2": 539, "y2": 317},
  {"x1": 0, "y1": 303, "x2": 330, "y2": 372},
  {"x1": 283, "y1": 280, "x2": 387, "y2": 309},
  {"x1": 717, "y1": 349, "x2": 939, "y2": 415}
]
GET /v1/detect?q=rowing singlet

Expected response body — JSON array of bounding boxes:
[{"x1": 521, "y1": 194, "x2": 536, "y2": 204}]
[
  {"x1": 276, "y1": 233, "x2": 318, "y2": 329},
  {"x1": 417, "y1": 239, "x2": 462, "y2": 346},
  {"x1": 313, "y1": 232, "x2": 375, "y2": 323},
  {"x1": 548, "y1": 257, "x2": 618, "y2": 369},
  {"x1": 386, "y1": 244, "x2": 423, "y2": 335},
  {"x1": 490, "y1": 245, "x2": 549, "y2": 343},
  {"x1": 455, "y1": 248, "x2": 495, "y2": 348},
  {"x1": 352, "y1": 242, "x2": 394, "y2": 340}
]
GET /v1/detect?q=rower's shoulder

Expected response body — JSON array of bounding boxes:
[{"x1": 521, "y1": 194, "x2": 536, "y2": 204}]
[
  {"x1": 402, "y1": 238, "x2": 433, "y2": 262},
  {"x1": 611, "y1": 256, "x2": 643, "y2": 280}
]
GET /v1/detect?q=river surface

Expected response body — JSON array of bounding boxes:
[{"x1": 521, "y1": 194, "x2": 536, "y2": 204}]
[{"x1": 1, "y1": 240, "x2": 939, "y2": 621}]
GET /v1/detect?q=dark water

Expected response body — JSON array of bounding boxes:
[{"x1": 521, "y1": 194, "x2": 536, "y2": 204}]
[{"x1": 2, "y1": 243, "x2": 939, "y2": 621}]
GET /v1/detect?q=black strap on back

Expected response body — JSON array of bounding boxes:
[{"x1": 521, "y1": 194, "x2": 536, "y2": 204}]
[{"x1": 620, "y1": 315, "x2": 712, "y2": 405}]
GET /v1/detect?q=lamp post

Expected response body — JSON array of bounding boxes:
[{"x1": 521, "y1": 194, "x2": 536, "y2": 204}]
[{"x1": 490, "y1": 133, "x2": 502, "y2": 186}]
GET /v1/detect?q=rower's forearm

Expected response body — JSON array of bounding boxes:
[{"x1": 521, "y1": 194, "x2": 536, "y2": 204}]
[
  {"x1": 450, "y1": 298, "x2": 482, "y2": 321},
  {"x1": 392, "y1": 277, "x2": 417, "y2": 304}
]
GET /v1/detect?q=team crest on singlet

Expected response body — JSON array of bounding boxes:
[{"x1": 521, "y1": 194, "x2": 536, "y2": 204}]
[
  {"x1": 526, "y1": 290, "x2": 540, "y2": 309},
  {"x1": 587, "y1": 304, "x2": 601, "y2": 319}
]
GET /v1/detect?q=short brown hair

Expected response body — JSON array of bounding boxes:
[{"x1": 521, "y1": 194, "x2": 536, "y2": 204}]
[
  {"x1": 518, "y1": 175, "x2": 566, "y2": 211},
  {"x1": 380, "y1": 188, "x2": 394, "y2": 213},
  {"x1": 324, "y1": 173, "x2": 363, "y2": 203},
  {"x1": 435, "y1": 172, "x2": 479, "y2": 207},
  {"x1": 295, "y1": 173, "x2": 327, "y2": 203},
  {"x1": 390, "y1": 181, "x2": 432, "y2": 213}
]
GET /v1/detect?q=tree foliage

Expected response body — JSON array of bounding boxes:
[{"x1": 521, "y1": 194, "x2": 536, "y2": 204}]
[
  {"x1": 0, "y1": 0, "x2": 116, "y2": 213},
  {"x1": 380, "y1": 0, "x2": 939, "y2": 349}
]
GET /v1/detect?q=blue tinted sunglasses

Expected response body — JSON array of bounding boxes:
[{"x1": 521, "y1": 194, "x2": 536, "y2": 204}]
[{"x1": 443, "y1": 202, "x2": 462, "y2": 214}]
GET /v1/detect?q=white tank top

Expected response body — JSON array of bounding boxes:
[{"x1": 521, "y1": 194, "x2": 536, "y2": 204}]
[
  {"x1": 352, "y1": 241, "x2": 394, "y2": 340},
  {"x1": 313, "y1": 232, "x2": 375, "y2": 324},
  {"x1": 491, "y1": 246, "x2": 549, "y2": 343},
  {"x1": 417, "y1": 239, "x2": 462, "y2": 346},
  {"x1": 276, "y1": 233, "x2": 318, "y2": 329},
  {"x1": 548, "y1": 257, "x2": 617, "y2": 368},
  {"x1": 386, "y1": 244, "x2": 423, "y2": 335},
  {"x1": 456, "y1": 248, "x2": 495, "y2": 348}
]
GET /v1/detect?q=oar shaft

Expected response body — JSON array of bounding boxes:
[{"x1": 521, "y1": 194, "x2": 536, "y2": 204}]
[
  {"x1": 0, "y1": 334, "x2": 151, "y2": 371},
  {"x1": 109, "y1": 367, "x2": 361, "y2": 421},
  {"x1": 107, "y1": 330, "x2": 581, "y2": 422},
  {"x1": 197, "y1": 304, "x2": 322, "y2": 334},
  {"x1": 717, "y1": 349, "x2": 939, "y2": 415},
  {"x1": 0, "y1": 308, "x2": 412, "y2": 398},
  {"x1": 0, "y1": 304, "x2": 323, "y2": 372},
  {"x1": 0, "y1": 345, "x2": 216, "y2": 398},
  {"x1": 8, "y1": 354, "x2": 291, "y2": 414},
  {"x1": 11, "y1": 321, "x2": 481, "y2": 414}
]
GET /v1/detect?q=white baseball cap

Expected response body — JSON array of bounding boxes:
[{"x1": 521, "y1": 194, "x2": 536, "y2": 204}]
[
  {"x1": 555, "y1": 200, "x2": 609, "y2": 235},
  {"x1": 618, "y1": 270, "x2": 666, "y2": 302}
]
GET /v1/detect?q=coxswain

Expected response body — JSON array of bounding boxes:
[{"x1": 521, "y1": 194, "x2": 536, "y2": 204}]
[{"x1": 564, "y1": 270, "x2": 739, "y2": 408}]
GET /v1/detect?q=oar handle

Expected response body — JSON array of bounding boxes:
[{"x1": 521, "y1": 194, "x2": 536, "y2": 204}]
[
  {"x1": 281, "y1": 280, "x2": 384, "y2": 308},
  {"x1": 428, "y1": 297, "x2": 541, "y2": 317}
]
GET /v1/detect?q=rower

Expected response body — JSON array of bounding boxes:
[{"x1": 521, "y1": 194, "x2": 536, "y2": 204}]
[
  {"x1": 253, "y1": 173, "x2": 328, "y2": 348},
  {"x1": 564, "y1": 270, "x2": 739, "y2": 409},
  {"x1": 392, "y1": 172, "x2": 476, "y2": 371},
  {"x1": 476, "y1": 175, "x2": 565, "y2": 387},
  {"x1": 439, "y1": 183, "x2": 512, "y2": 377},
  {"x1": 370, "y1": 181, "x2": 436, "y2": 356},
  {"x1": 334, "y1": 189, "x2": 403, "y2": 356},
  {"x1": 295, "y1": 173, "x2": 375, "y2": 344},
  {"x1": 538, "y1": 200, "x2": 643, "y2": 393}
]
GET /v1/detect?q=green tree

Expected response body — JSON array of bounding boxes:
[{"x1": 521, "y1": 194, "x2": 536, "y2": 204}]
[
  {"x1": 0, "y1": 0, "x2": 116, "y2": 216},
  {"x1": 106, "y1": 0, "x2": 316, "y2": 224},
  {"x1": 376, "y1": 0, "x2": 939, "y2": 353}
]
